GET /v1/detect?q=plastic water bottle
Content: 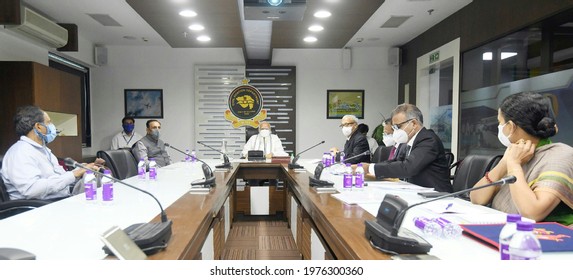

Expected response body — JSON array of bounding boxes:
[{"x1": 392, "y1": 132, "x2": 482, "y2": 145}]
[
  {"x1": 191, "y1": 150, "x2": 197, "y2": 163},
  {"x1": 509, "y1": 221, "x2": 542, "y2": 260},
  {"x1": 184, "y1": 149, "x2": 191, "y2": 163},
  {"x1": 499, "y1": 214, "x2": 522, "y2": 260},
  {"x1": 432, "y1": 217, "x2": 463, "y2": 239},
  {"x1": 324, "y1": 152, "x2": 331, "y2": 167},
  {"x1": 148, "y1": 158, "x2": 157, "y2": 181},
  {"x1": 137, "y1": 158, "x2": 146, "y2": 180},
  {"x1": 343, "y1": 163, "x2": 353, "y2": 191},
  {"x1": 354, "y1": 163, "x2": 364, "y2": 190},
  {"x1": 413, "y1": 216, "x2": 442, "y2": 238},
  {"x1": 84, "y1": 170, "x2": 97, "y2": 202},
  {"x1": 101, "y1": 169, "x2": 114, "y2": 205},
  {"x1": 330, "y1": 151, "x2": 336, "y2": 165},
  {"x1": 221, "y1": 139, "x2": 227, "y2": 160},
  {"x1": 339, "y1": 151, "x2": 345, "y2": 163}
]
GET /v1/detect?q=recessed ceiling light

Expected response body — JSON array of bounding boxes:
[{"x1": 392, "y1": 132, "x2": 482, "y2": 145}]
[
  {"x1": 303, "y1": 36, "x2": 317, "y2": 42},
  {"x1": 188, "y1": 24, "x2": 204, "y2": 31},
  {"x1": 308, "y1": 25, "x2": 324, "y2": 32},
  {"x1": 179, "y1": 10, "x2": 197, "y2": 17},
  {"x1": 197, "y1": 35, "x2": 211, "y2": 42},
  {"x1": 267, "y1": 0, "x2": 283, "y2": 6},
  {"x1": 314, "y1": 11, "x2": 331, "y2": 18}
]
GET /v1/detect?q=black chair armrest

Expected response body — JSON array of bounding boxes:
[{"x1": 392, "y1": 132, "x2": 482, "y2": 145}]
[{"x1": 0, "y1": 200, "x2": 51, "y2": 219}]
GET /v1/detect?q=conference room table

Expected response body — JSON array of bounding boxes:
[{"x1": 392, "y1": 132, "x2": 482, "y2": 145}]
[{"x1": 0, "y1": 159, "x2": 571, "y2": 260}]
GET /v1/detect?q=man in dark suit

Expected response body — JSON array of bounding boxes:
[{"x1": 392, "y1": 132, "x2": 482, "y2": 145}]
[
  {"x1": 362, "y1": 104, "x2": 452, "y2": 192},
  {"x1": 330, "y1": 114, "x2": 370, "y2": 164}
]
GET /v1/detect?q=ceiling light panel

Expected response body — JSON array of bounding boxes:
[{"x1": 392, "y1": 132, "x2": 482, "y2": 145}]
[{"x1": 380, "y1": 16, "x2": 412, "y2": 28}]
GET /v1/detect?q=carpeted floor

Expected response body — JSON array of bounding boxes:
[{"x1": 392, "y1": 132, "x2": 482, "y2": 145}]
[{"x1": 221, "y1": 216, "x2": 302, "y2": 260}]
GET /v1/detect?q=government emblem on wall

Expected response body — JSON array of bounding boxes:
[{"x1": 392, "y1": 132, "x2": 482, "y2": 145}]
[{"x1": 225, "y1": 79, "x2": 267, "y2": 128}]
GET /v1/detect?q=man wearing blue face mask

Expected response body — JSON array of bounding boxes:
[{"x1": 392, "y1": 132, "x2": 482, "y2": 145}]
[
  {"x1": 111, "y1": 116, "x2": 142, "y2": 150},
  {"x1": 1, "y1": 106, "x2": 103, "y2": 200},
  {"x1": 361, "y1": 104, "x2": 452, "y2": 193},
  {"x1": 132, "y1": 119, "x2": 172, "y2": 167}
]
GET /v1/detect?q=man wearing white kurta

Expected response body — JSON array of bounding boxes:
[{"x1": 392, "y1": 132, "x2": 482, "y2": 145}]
[{"x1": 241, "y1": 121, "x2": 288, "y2": 159}]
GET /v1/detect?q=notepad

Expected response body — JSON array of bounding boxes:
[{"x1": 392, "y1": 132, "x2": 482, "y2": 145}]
[{"x1": 461, "y1": 222, "x2": 573, "y2": 252}]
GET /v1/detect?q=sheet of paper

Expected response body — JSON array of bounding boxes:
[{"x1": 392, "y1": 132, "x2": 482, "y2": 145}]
[{"x1": 366, "y1": 180, "x2": 433, "y2": 191}]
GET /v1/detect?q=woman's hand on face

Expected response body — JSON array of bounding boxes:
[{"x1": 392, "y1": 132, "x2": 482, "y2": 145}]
[{"x1": 504, "y1": 139, "x2": 535, "y2": 166}]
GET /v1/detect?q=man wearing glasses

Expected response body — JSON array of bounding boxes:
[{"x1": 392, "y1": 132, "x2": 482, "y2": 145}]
[
  {"x1": 361, "y1": 104, "x2": 452, "y2": 192},
  {"x1": 330, "y1": 115, "x2": 370, "y2": 164}
]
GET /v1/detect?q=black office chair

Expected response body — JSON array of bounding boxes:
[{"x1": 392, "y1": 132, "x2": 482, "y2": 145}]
[
  {"x1": 244, "y1": 127, "x2": 279, "y2": 186},
  {"x1": 96, "y1": 149, "x2": 138, "y2": 180},
  {"x1": 371, "y1": 146, "x2": 392, "y2": 163},
  {"x1": 444, "y1": 152, "x2": 454, "y2": 169},
  {"x1": 0, "y1": 156, "x2": 51, "y2": 219},
  {"x1": 451, "y1": 154, "x2": 503, "y2": 194}
]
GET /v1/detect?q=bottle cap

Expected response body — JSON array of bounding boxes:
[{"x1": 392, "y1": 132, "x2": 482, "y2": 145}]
[
  {"x1": 345, "y1": 163, "x2": 351, "y2": 167},
  {"x1": 357, "y1": 163, "x2": 363, "y2": 166},
  {"x1": 506, "y1": 213, "x2": 521, "y2": 223},
  {"x1": 516, "y1": 221, "x2": 534, "y2": 231},
  {"x1": 86, "y1": 169, "x2": 93, "y2": 174},
  {"x1": 103, "y1": 169, "x2": 111, "y2": 175}
]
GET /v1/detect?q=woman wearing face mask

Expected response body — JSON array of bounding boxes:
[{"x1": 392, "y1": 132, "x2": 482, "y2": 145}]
[
  {"x1": 470, "y1": 91, "x2": 573, "y2": 224},
  {"x1": 1, "y1": 106, "x2": 103, "y2": 200}
]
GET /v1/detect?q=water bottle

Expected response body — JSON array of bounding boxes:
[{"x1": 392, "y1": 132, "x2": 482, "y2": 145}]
[
  {"x1": 148, "y1": 158, "x2": 157, "y2": 181},
  {"x1": 343, "y1": 163, "x2": 353, "y2": 191},
  {"x1": 499, "y1": 214, "x2": 522, "y2": 260},
  {"x1": 324, "y1": 152, "x2": 331, "y2": 167},
  {"x1": 413, "y1": 216, "x2": 442, "y2": 238},
  {"x1": 354, "y1": 163, "x2": 364, "y2": 190},
  {"x1": 84, "y1": 170, "x2": 97, "y2": 202},
  {"x1": 185, "y1": 149, "x2": 191, "y2": 163},
  {"x1": 339, "y1": 151, "x2": 345, "y2": 163},
  {"x1": 191, "y1": 150, "x2": 197, "y2": 163},
  {"x1": 330, "y1": 151, "x2": 336, "y2": 165},
  {"x1": 509, "y1": 221, "x2": 542, "y2": 260},
  {"x1": 101, "y1": 169, "x2": 114, "y2": 205},
  {"x1": 137, "y1": 158, "x2": 146, "y2": 180},
  {"x1": 432, "y1": 217, "x2": 463, "y2": 239},
  {"x1": 221, "y1": 139, "x2": 227, "y2": 160}
]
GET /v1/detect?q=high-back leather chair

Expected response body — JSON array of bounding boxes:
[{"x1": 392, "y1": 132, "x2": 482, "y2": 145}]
[
  {"x1": 444, "y1": 152, "x2": 454, "y2": 168},
  {"x1": 96, "y1": 149, "x2": 138, "y2": 180},
  {"x1": 451, "y1": 154, "x2": 503, "y2": 193},
  {"x1": 1, "y1": 177, "x2": 50, "y2": 218},
  {"x1": 371, "y1": 146, "x2": 392, "y2": 163}
]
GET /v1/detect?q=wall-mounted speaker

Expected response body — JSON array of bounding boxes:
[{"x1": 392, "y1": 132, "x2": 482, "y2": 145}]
[
  {"x1": 94, "y1": 46, "x2": 108, "y2": 66},
  {"x1": 342, "y1": 48, "x2": 352, "y2": 70},
  {"x1": 388, "y1": 47, "x2": 402, "y2": 66}
]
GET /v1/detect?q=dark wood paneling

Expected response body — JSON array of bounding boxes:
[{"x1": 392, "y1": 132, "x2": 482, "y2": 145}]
[
  {"x1": 0, "y1": 0, "x2": 21, "y2": 25},
  {"x1": 57, "y1": 24, "x2": 79, "y2": 52},
  {"x1": 0, "y1": 61, "x2": 82, "y2": 160},
  {"x1": 398, "y1": 0, "x2": 573, "y2": 103}
]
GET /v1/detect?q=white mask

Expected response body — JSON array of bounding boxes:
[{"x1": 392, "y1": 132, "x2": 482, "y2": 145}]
[
  {"x1": 383, "y1": 133, "x2": 396, "y2": 146},
  {"x1": 260, "y1": 129, "x2": 271, "y2": 138},
  {"x1": 342, "y1": 126, "x2": 353, "y2": 137},
  {"x1": 392, "y1": 129, "x2": 409, "y2": 144},
  {"x1": 497, "y1": 122, "x2": 512, "y2": 147}
]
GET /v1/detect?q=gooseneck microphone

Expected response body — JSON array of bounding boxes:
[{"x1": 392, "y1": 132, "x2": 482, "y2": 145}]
[
  {"x1": 365, "y1": 175, "x2": 517, "y2": 255},
  {"x1": 197, "y1": 141, "x2": 232, "y2": 169},
  {"x1": 64, "y1": 157, "x2": 172, "y2": 255},
  {"x1": 335, "y1": 150, "x2": 371, "y2": 165},
  {"x1": 288, "y1": 140, "x2": 325, "y2": 169},
  {"x1": 164, "y1": 143, "x2": 215, "y2": 188}
]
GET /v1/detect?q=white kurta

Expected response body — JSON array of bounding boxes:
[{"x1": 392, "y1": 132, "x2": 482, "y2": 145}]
[{"x1": 241, "y1": 134, "x2": 288, "y2": 157}]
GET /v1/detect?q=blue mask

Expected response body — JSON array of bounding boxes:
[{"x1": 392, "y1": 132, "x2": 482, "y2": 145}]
[
  {"x1": 35, "y1": 123, "x2": 57, "y2": 144},
  {"x1": 123, "y1": 123, "x2": 135, "y2": 133}
]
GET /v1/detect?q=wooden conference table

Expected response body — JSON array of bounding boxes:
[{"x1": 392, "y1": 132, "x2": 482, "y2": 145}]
[{"x1": 1, "y1": 160, "x2": 571, "y2": 260}]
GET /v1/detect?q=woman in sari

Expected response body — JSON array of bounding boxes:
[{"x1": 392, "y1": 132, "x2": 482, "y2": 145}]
[{"x1": 470, "y1": 91, "x2": 573, "y2": 225}]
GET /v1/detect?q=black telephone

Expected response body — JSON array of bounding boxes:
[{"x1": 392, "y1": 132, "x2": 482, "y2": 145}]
[
  {"x1": 364, "y1": 194, "x2": 432, "y2": 255},
  {"x1": 309, "y1": 162, "x2": 334, "y2": 187}
]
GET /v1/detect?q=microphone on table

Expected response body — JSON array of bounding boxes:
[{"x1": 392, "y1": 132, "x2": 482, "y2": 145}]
[
  {"x1": 334, "y1": 150, "x2": 371, "y2": 166},
  {"x1": 64, "y1": 157, "x2": 172, "y2": 255},
  {"x1": 197, "y1": 141, "x2": 232, "y2": 169},
  {"x1": 164, "y1": 143, "x2": 215, "y2": 188},
  {"x1": 364, "y1": 175, "x2": 517, "y2": 255},
  {"x1": 288, "y1": 140, "x2": 325, "y2": 169}
]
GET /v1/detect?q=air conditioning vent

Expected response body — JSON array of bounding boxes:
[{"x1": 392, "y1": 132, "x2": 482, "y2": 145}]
[{"x1": 7, "y1": 7, "x2": 68, "y2": 48}]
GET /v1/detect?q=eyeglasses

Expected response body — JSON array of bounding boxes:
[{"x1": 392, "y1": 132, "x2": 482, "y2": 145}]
[
  {"x1": 392, "y1": 118, "x2": 415, "y2": 131},
  {"x1": 339, "y1": 122, "x2": 355, "y2": 128}
]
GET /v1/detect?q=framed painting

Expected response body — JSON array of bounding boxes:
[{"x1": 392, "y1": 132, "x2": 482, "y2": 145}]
[
  {"x1": 124, "y1": 89, "x2": 163, "y2": 118},
  {"x1": 327, "y1": 89, "x2": 365, "y2": 119}
]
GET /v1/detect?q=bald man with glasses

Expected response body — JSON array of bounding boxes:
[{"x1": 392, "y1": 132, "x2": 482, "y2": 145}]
[{"x1": 361, "y1": 104, "x2": 452, "y2": 193}]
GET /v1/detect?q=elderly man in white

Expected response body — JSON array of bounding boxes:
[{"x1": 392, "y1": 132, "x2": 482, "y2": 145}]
[{"x1": 241, "y1": 121, "x2": 288, "y2": 159}]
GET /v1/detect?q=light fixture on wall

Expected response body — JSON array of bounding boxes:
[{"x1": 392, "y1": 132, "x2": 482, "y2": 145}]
[
  {"x1": 482, "y1": 52, "x2": 518, "y2": 61},
  {"x1": 267, "y1": 0, "x2": 283, "y2": 6}
]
